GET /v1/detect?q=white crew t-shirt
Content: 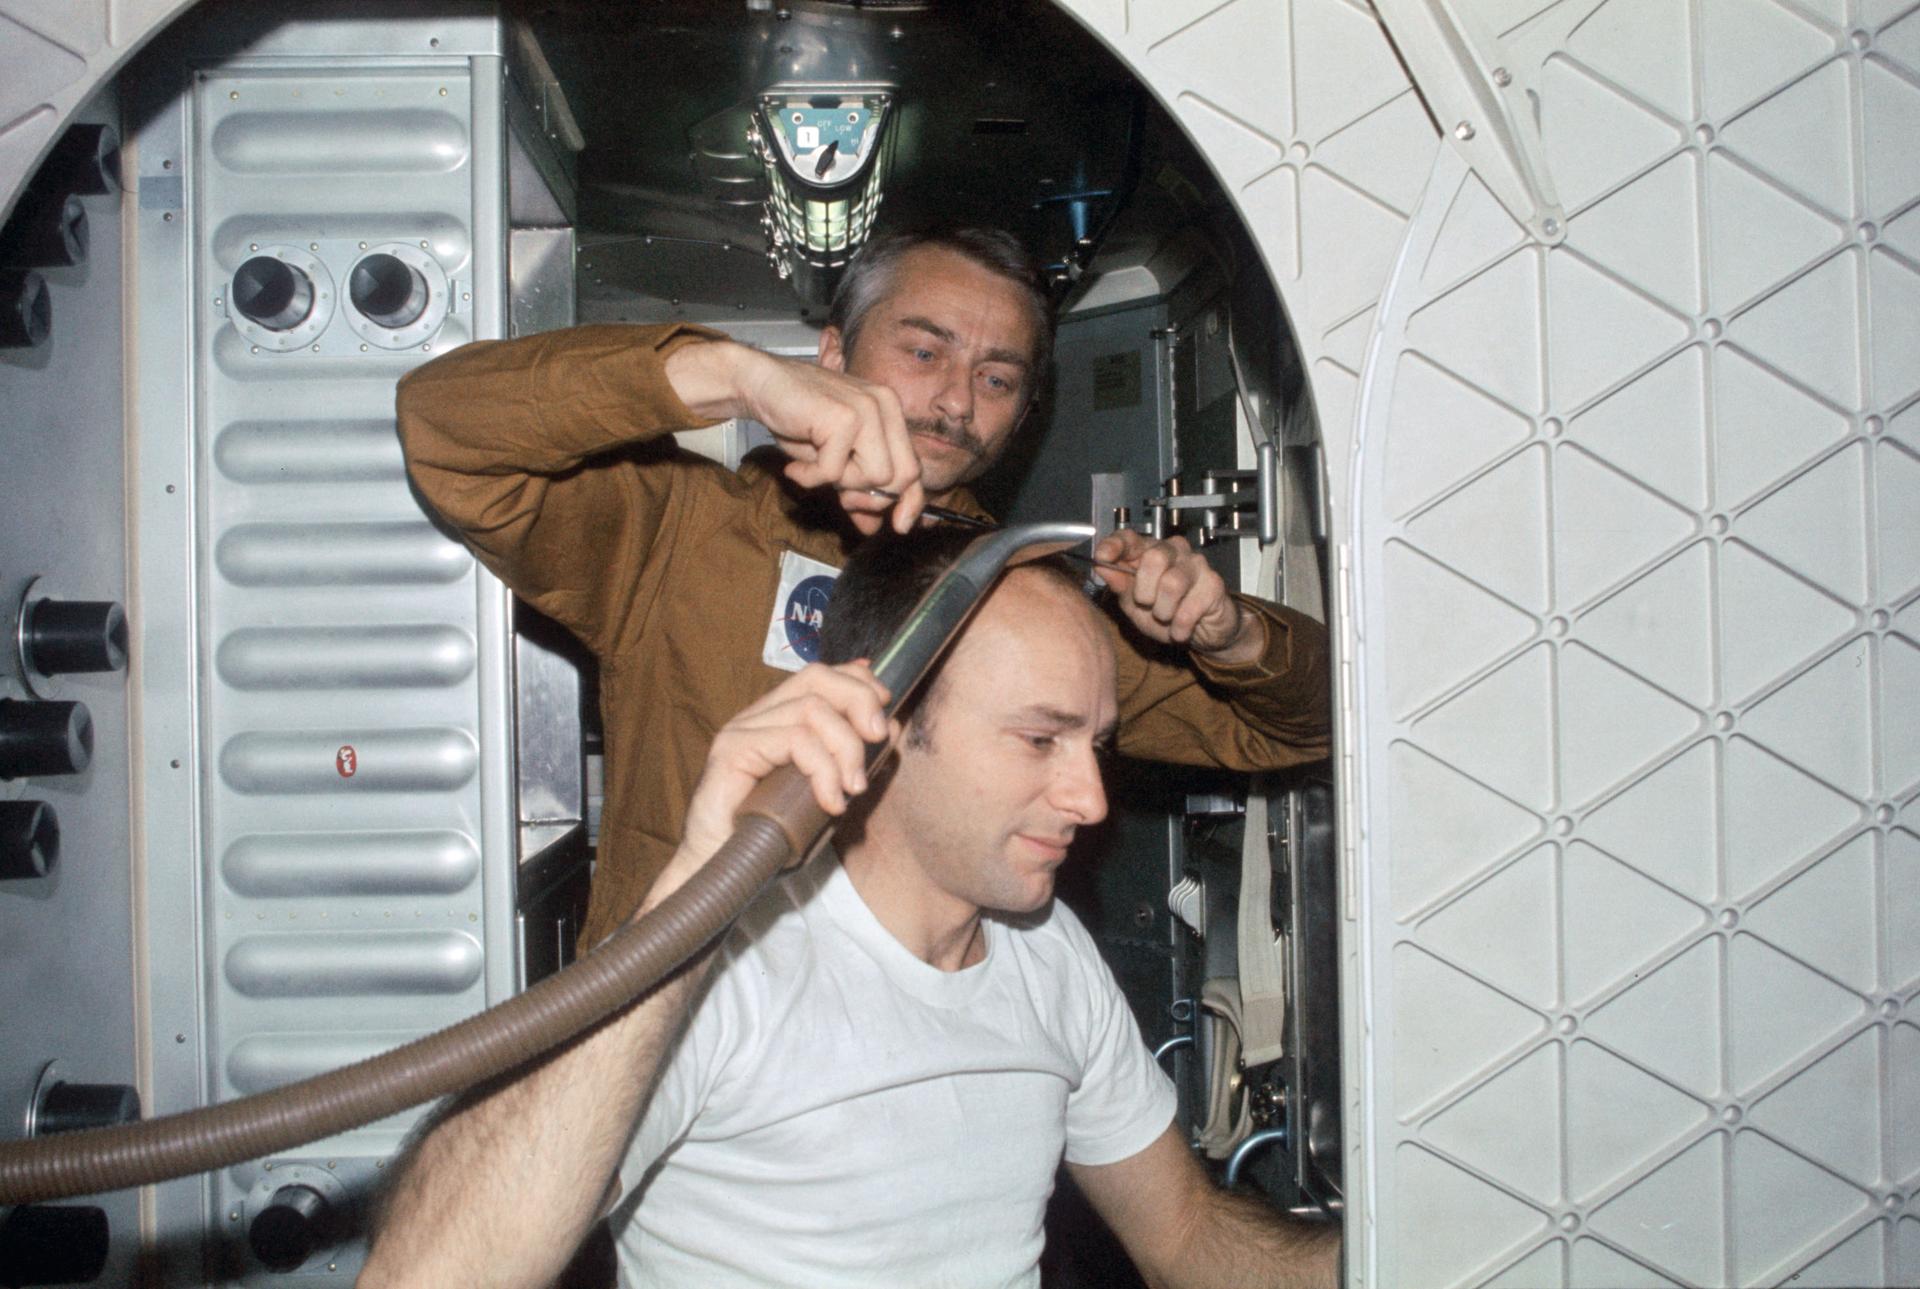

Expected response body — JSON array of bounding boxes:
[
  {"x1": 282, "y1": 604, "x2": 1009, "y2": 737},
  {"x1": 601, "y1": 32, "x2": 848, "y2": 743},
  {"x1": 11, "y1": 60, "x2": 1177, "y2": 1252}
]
[{"x1": 612, "y1": 851, "x2": 1178, "y2": 1288}]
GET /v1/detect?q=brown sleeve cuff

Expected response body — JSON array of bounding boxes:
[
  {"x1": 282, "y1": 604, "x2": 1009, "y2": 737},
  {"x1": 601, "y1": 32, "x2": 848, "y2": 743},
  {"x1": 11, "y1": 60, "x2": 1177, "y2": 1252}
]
[{"x1": 1191, "y1": 594, "x2": 1315, "y2": 686}]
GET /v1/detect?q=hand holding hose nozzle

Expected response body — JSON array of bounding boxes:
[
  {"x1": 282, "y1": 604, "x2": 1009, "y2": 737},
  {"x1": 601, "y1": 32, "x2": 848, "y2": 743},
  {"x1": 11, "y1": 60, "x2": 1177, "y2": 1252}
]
[{"x1": 0, "y1": 522, "x2": 1093, "y2": 1206}]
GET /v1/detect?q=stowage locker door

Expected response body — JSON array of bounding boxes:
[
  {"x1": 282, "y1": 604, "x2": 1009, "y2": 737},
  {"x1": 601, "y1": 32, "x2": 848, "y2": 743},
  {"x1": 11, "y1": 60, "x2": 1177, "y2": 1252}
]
[{"x1": 1347, "y1": 13, "x2": 1920, "y2": 1288}]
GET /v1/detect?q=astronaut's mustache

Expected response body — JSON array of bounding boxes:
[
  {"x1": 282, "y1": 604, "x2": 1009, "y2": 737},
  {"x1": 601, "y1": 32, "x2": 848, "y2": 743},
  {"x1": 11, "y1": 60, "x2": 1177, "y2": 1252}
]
[{"x1": 908, "y1": 416, "x2": 987, "y2": 460}]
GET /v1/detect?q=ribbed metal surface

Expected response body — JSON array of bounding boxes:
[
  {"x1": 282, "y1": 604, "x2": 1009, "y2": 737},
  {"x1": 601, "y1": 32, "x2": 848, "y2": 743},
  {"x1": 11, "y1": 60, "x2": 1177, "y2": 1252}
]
[
  {"x1": 224, "y1": 932, "x2": 483, "y2": 998},
  {"x1": 214, "y1": 522, "x2": 470, "y2": 587},
  {"x1": 177, "y1": 53, "x2": 510, "y2": 1273},
  {"x1": 222, "y1": 830, "x2": 480, "y2": 897},
  {"x1": 216, "y1": 625, "x2": 474, "y2": 690},
  {"x1": 213, "y1": 419, "x2": 409, "y2": 483},
  {"x1": 224, "y1": 1033, "x2": 425, "y2": 1096},
  {"x1": 209, "y1": 109, "x2": 469, "y2": 174},
  {"x1": 218, "y1": 728, "x2": 478, "y2": 794}
]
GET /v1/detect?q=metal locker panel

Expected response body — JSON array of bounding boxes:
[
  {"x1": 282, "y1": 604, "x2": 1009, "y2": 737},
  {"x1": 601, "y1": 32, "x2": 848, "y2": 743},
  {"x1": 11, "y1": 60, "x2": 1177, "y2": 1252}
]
[
  {"x1": 1351, "y1": 6, "x2": 1919, "y2": 1286},
  {"x1": 127, "y1": 10, "x2": 513, "y2": 1278}
]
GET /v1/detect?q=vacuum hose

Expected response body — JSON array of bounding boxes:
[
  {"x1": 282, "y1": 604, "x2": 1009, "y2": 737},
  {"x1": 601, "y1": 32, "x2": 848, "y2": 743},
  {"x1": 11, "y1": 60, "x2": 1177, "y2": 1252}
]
[{"x1": 0, "y1": 521, "x2": 1093, "y2": 1206}]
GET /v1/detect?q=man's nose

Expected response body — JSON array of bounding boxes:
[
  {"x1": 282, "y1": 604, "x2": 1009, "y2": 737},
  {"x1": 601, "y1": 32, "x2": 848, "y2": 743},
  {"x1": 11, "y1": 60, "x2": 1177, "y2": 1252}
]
[
  {"x1": 1052, "y1": 748, "x2": 1107, "y2": 827},
  {"x1": 929, "y1": 363, "x2": 973, "y2": 424}
]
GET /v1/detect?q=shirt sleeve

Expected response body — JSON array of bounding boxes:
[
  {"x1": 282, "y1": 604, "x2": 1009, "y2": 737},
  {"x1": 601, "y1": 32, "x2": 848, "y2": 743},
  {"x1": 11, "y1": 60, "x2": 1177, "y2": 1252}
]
[
  {"x1": 1061, "y1": 921, "x2": 1180, "y2": 1167},
  {"x1": 1109, "y1": 592, "x2": 1332, "y2": 771},
  {"x1": 395, "y1": 321, "x2": 731, "y2": 658},
  {"x1": 618, "y1": 936, "x2": 751, "y2": 1188}
]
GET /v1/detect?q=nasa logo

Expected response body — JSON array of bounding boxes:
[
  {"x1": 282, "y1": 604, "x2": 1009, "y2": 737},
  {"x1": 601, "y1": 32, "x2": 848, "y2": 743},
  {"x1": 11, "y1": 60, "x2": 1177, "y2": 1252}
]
[
  {"x1": 781, "y1": 574, "x2": 836, "y2": 664},
  {"x1": 336, "y1": 745, "x2": 357, "y2": 779}
]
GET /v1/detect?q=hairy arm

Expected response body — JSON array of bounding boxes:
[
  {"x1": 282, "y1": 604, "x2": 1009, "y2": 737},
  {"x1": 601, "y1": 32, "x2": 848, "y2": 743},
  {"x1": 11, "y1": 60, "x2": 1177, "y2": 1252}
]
[
  {"x1": 1069, "y1": 1125, "x2": 1340, "y2": 1289},
  {"x1": 358, "y1": 662, "x2": 895, "y2": 1287},
  {"x1": 356, "y1": 895, "x2": 717, "y2": 1287}
]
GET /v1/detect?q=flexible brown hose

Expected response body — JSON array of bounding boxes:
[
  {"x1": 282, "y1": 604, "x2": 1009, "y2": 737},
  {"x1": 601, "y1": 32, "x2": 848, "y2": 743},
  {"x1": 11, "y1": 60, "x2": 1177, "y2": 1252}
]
[
  {"x1": 0, "y1": 800, "x2": 816, "y2": 1206},
  {"x1": 0, "y1": 523, "x2": 1077, "y2": 1208}
]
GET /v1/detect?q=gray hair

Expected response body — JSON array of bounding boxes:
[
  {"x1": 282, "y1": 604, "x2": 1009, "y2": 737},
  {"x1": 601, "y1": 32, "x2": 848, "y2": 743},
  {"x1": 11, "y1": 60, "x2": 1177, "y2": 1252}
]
[{"x1": 827, "y1": 227, "x2": 1054, "y2": 400}]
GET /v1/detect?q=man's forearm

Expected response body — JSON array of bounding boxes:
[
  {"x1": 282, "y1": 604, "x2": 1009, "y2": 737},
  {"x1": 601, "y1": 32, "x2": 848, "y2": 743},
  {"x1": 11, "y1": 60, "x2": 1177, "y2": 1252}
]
[
  {"x1": 358, "y1": 942, "x2": 715, "y2": 1286},
  {"x1": 1159, "y1": 1189, "x2": 1340, "y2": 1289}
]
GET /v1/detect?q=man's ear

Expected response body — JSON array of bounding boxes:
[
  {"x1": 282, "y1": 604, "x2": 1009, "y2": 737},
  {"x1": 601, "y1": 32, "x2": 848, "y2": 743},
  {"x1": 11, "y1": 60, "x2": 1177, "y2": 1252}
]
[{"x1": 818, "y1": 326, "x2": 847, "y2": 373}]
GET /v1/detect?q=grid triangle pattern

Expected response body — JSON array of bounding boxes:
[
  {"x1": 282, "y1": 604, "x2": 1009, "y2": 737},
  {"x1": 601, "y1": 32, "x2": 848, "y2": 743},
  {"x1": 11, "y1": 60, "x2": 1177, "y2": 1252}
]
[
  {"x1": 1569, "y1": 152, "x2": 1704, "y2": 319},
  {"x1": 1416, "y1": 843, "x2": 1559, "y2": 1009},
  {"x1": 1086, "y1": 0, "x2": 1920, "y2": 1281},
  {"x1": 1383, "y1": 540, "x2": 1537, "y2": 720},
  {"x1": 1739, "y1": 441, "x2": 1871, "y2": 604},
  {"x1": 1565, "y1": 1039, "x2": 1712, "y2": 1204},
  {"x1": 1746, "y1": 832, "x2": 1880, "y2": 993},
  {"x1": 1712, "y1": 344, "x2": 1851, "y2": 508},
  {"x1": 1720, "y1": 58, "x2": 1857, "y2": 220},
  {"x1": 1577, "y1": 542, "x2": 1716, "y2": 707},
  {"x1": 1404, "y1": 445, "x2": 1550, "y2": 613},
  {"x1": 1729, "y1": 248, "x2": 1866, "y2": 411},
  {"x1": 1388, "y1": 741, "x2": 1542, "y2": 919},
  {"x1": 1568, "y1": 332, "x2": 1709, "y2": 511},
  {"x1": 1743, "y1": 636, "x2": 1876, "y2": 799},
  {"x1": 1422, "y1": 1044, "x2": 1563, "y2": 1199},
  {"x1": 1589, "y1": 1134, "x2": 1729, "y2": 1284}
]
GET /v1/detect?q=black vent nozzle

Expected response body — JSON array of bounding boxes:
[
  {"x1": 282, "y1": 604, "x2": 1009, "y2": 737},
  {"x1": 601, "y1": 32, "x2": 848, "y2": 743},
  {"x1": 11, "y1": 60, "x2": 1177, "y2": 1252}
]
[
  {"x1": 0, "y1": 801, "x2": 59, "y2": 881},
  {"x1": 0, "y1": 700, "x2": 93, "y2": 780},
  {"x1": 0, "y1": 1204, "x2": 111, "y2": 1285},
  {"x1": 248, "y1": 1185, "x2": 335, "y2": 1273},
  {"x1": 23, "y1": 600, "x2": 127, "y2": 677},
  {"x1": 0, "y1": 270, "x2": 51, "y2": 349}
]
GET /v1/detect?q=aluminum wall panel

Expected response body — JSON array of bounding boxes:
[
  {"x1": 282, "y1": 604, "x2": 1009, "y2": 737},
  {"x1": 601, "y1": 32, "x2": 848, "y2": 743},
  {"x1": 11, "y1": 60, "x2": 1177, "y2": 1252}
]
[
  {"x1": 1353, "y1": 5, "x2": 1920, "y2": 1285},
  {"x1": 124, "y1": 21, "x2": 511, "y2": 1276}
]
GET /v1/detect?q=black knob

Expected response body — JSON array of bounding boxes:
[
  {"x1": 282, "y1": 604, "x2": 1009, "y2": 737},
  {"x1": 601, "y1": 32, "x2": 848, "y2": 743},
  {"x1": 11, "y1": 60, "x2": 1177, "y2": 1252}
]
[
  {"x1": 248, "y1": 1185, "x2": 333, "y2": 1273},
  {"x1": 0, "y1": 270, "x2": 50, "y2": 349},
  {"x1": 23, "y1": 600, "x2": 127, "y2": 676},
  {"x1": 0, "y1": 700, "x2": 92, "y2": 779},
  {"x1": 349, "y1": 253, "x2": 429, "y2": 328},
  {"x1": 0, "y1": 801, "x2": 59, "y2": 880},
  {"x1": 0, "y1": 1204, "x2": 110, "y2": 1285},
  {"x1": 0, "y1": 190, "x2": 86, "y2": 269},
  {"x1": 231, "y1": 256, "x2": 315, "y2": 332},
  {"x1": 36, "y1": 124, "x2": 120, "y2": 198},
  {"x1": 34, "y1": 1082, "x2": 140, "y2": 1137}
]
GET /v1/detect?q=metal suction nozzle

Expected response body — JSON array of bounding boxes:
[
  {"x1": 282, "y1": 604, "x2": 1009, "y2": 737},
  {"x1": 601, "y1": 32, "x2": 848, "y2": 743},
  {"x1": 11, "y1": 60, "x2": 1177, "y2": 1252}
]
[{"x1": 869, "y1": 521, "x2": 1096, "y2": 713}]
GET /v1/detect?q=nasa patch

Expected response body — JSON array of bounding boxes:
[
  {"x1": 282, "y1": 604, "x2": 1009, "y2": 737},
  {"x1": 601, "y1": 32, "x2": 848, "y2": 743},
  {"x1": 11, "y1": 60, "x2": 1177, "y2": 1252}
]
[{"x1": 761, "y1": 549, "x2": 843, "y2": 672}]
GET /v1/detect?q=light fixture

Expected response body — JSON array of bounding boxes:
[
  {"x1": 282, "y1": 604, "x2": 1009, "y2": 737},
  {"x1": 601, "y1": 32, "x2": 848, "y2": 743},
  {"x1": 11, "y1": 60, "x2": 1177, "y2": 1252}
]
[{"x1": 749, "y1": 89, "x2": 894, "y2": 297}]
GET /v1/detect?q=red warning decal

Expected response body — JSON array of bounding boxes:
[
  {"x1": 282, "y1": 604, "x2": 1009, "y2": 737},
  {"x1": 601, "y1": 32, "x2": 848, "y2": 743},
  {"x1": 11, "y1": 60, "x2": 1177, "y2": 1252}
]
[{"x1": 336, "y1": 745, "x2": 358, "y2": 778}]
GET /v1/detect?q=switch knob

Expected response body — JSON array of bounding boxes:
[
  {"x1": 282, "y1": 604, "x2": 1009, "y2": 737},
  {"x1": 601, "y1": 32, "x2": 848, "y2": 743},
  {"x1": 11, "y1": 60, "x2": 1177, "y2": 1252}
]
[
  {"x1": 0, "y1": 190, "x2": 87, "y2": 269},
  {"x1": 0, "y1": 700, "x2": 92, "y2": 779},
  {"x1": 248, "y1": 1185, "x2": 334, "y2": 1273},
  {"x1": 22, "y1": 599, "x2": 127, "y2": 676},
  {"x1": 0, "y1": 270, "x2": 50, "y2": 350},
  {"x1": 0, "y1": 1204, "x2": 110, "y2": 1285},
  {"x1": 36, "y1": 123, "x2": 120, "y2": 198},
  {"x1": 0, "y1": 800, "x2": 58, "y2": 880},
  {"x1": 34, "y1": 1081, "x2": 141, "y2": 1137}
]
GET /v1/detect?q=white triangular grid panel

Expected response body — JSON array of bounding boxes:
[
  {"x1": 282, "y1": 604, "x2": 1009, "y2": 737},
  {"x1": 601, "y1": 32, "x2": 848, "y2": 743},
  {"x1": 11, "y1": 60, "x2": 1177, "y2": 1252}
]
[{"x1": 1357, "y1": 0, "x2": 1915, "y2": 1282}]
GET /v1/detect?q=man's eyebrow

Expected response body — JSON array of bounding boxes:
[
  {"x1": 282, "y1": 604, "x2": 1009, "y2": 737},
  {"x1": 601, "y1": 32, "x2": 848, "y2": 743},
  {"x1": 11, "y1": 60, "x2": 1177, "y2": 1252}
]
[
  {"x1": 894, "y1": 315, "x2": 957, "y2": 346},
  {"x1": 1012, "y1": 706, "x2": 1116, "y2": 744},
  {"x1": 894, "y1": 316, "x2": 1032, "y2": 371}
]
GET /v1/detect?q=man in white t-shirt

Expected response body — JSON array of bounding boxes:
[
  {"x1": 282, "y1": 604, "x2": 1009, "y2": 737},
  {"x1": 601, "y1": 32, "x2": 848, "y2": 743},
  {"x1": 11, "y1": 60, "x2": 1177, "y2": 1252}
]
[{"x1": 361, "y1": 528, "x2": 1339, "y2": 1289}]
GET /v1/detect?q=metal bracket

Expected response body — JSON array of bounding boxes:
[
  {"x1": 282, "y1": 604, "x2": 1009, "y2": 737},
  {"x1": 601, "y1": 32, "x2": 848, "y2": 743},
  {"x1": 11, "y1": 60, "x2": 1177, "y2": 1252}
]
[
  {"x1": 1370, "y1": 0, "x2": 1567, "y2": 245},
  {"x1": 1142, "y1": 442, "x2": 1281, "y2": 547}
]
